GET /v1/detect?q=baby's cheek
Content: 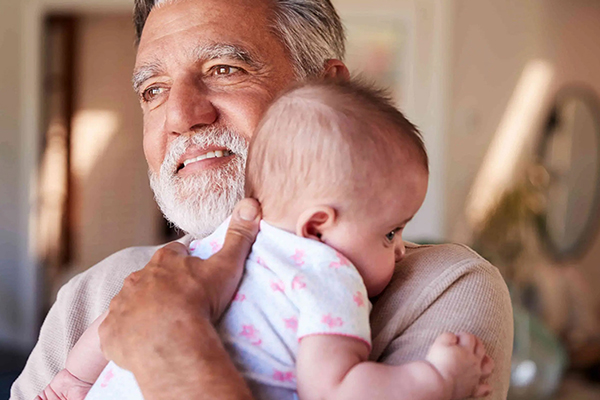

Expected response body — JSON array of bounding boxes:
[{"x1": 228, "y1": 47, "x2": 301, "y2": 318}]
[{"x1": 362, "y1": 256, "x2": 395, "y2": 297}]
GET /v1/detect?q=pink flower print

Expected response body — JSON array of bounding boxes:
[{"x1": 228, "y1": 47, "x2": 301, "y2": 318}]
[
  {"x1": 233, "y1": 293, "x2": 246, "y2": 302},
  {"x1": 321, "y1": 313, "x2": 344, "y2": 329},
  {"x1": 273, "y1": 369, "x2": 295, "y2": 382},
  {"x1": 329, "y1": 251, "x2": 351, "y2": 269},
  {"x1": 189, "y1": 240, "x2": 199, "y2": 252},
  {"x1": 100, "y1": 368, "x2": 115, "y2": 388},
  {"x1": 283, "y1": 316, "x2": 298, "y2": 332},
  {"x1": 291, "y1": 275, "x2": 306, "y2": 290},
  {"x1": 210, "y1": 240, "x2": 223, "y2": 254},
  {"x1": 256, "y1": 257, "x2": 269, "y2": 269},
  {"x1": 271, "y1": 279, "x2": 285, "y2": 293},
  {"x1": 291, "y1": 249, "x2": 305, "y2": 267},
  {"x1": 240, "y1": 324, "x2": 262, "y2": 346},
  {"x1": 353, "y1": 291, "x2": 365, "y2": 307}
]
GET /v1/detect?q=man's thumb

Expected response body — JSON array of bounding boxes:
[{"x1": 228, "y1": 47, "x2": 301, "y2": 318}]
[{"x1": 219, "y1": 198, "x2": 261, "y2": 263}]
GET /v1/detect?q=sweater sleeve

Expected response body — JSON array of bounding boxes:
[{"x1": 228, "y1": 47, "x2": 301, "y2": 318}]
[
  {"x1": 10, "y1": 245, "x2": 158, "y2": 400},
  {"x1": 10, "y1": 274, "x2": 101, "y2": 400},
  {"x1": 369, "y1": 243, "x2": 513, "y2": 400}
]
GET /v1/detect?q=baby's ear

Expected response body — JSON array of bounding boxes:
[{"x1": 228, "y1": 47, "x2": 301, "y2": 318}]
[
  {"x1": 322, "y1": 59, "x2": 350, "y2": 81},
  {"x1": 296, "y1": 206, "x2": 336, "y2": 241}
]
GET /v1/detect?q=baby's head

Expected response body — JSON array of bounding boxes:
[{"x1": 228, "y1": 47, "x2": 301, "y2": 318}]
[{"x1": 246, "y1": 80, "x2": 429, "y2": 296}]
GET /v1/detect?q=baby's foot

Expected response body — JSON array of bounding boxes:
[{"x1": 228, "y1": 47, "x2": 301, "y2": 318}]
[
  {"x1": 36, "y1": 369, "x2": 93, "y2": 400},
  {"x1": 426, "y1": 332, "x2": 494, "y2": 399}
]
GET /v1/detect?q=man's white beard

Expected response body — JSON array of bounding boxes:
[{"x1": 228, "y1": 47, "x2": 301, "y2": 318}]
[{"x1": 149, "y1": 127, "x2": 248, "y2": 239}]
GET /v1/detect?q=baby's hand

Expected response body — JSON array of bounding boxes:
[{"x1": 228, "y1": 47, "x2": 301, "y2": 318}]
[
  {"x1": 426, "y1": 332, "x2": 494, "y2": 399},
  {"x1": 36, "y1": 369, "x2": 93, "y2": 400}
]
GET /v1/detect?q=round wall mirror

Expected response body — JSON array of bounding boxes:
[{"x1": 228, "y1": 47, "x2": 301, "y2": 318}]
[{"x1": 536, "y1": 86, "x2": 600, "y2": 261}]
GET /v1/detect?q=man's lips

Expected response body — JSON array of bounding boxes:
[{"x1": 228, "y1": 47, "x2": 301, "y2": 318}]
[{"x1": 176, "y1": 146, "x2": 234, "y2": 173}]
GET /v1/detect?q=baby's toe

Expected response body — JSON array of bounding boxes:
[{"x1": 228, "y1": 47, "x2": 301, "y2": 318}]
[
  {"x1": 433, "y1": 332, "x2": 458, "y2": 347},
  {"x1": 457, "y1": 332, "x2": 477, "y2": 352},
  {"x1": 472, "y1": 382, "x2": 492, "y2": 398},
  {"x1": 474, "y1": 336, "x2": 487, "y2": 359},
  {"x1": 481, "y1": 355, "x2": 495, "y2": 377}
]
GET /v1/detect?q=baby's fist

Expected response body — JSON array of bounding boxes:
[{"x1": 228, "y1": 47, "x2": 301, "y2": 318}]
[
  {"x1": 426, "y1": 332, "x2": 494, "y2": 399},
  {"x1": 36, "y1": 369, "x2": 93, "y2": 400}
]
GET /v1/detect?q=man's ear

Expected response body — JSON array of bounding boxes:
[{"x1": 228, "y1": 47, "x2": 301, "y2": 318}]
[
  {"x1": 322, "y1": 59, "x2": 350, "y2": 81},
  {"x1": 295, "y1": 206, "x2": 336, "y2": 241}
]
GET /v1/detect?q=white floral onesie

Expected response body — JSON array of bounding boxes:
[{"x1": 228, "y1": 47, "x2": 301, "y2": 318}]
[{"x1": 85, "y1": 218, "x2": 371, "y2": 399}]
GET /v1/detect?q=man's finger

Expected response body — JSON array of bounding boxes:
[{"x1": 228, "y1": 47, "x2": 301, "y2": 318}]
[{"x1": 218, "y1": 198, "x2": 261, "y2": 264}]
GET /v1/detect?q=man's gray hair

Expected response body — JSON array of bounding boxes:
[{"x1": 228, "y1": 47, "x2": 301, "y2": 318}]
[{"x1": 133, "y1": 0, "x2": 346, "y2": 78}]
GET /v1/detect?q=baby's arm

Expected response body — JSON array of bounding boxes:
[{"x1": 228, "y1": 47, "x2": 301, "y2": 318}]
[
  {"x1": 37, "y1": 311, "x2": 109, "y2": 400},
  {"x1": 65, "y1": 310, "x2": 110, "y2": 382},
  {"x1": 297, "y1": 332, "x2": 493, "y2": 400}
]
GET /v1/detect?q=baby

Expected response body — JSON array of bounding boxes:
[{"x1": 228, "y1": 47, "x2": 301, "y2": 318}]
[{"x1": 38, "y1": 80, "x2": 493, "y2": 400}]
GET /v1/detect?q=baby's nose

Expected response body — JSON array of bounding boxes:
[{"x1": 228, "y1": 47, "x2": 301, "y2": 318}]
[{"x1": 395, "y1": 241, "x2": 406, "y2": 263}]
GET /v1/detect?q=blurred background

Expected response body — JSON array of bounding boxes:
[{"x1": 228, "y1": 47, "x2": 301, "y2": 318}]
[{"x1": 1, "y1": 0, "x2": 600, "y2": 398}]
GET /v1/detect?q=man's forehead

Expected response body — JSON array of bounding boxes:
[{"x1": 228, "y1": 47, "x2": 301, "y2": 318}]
[{"x1": 133, "y1": 0, "x2": 280, "y2": 75}]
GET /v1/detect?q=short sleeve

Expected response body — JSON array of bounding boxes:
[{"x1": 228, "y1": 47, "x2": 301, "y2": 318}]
[{"x1": 289, "y1": 251, "x2": 372, "y2": 350}]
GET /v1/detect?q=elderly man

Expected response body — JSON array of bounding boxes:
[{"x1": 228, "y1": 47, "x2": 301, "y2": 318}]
[{"x1": 11, "y1": 0, "x2": 513, "y2": 399}]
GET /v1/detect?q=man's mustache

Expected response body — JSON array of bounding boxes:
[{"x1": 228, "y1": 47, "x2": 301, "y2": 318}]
[{"x1": 161, "y1": 127, "x2": 249, "y2": 176}]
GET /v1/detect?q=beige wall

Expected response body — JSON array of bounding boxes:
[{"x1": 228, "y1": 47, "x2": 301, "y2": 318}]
[
  {"x1": 446, "y1": 0, "x2": 544, "y2": 235},
  {"x1": 70, "y1": 14, "x2": 160, "y2": 274},
  {"x1": 335, "y1": 0, "x2": 451, "y2": 241}
]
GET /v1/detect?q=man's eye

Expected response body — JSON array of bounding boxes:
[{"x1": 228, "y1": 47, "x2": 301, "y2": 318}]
[
  {"x1": 141, "y1": 86, "x2": 166, "y2": 102},
  {"x1": 211, "y1": 65, "x2": 241, "y2": 76}
]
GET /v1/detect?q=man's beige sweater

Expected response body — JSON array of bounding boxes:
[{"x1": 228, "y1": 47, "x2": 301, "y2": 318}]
[{"x1": 11, "y1": 240, "x2": 513, "y2": 399}]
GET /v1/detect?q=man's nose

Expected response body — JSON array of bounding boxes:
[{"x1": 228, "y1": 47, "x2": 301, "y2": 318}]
[
  {"x1": 394, "y1": 241, "x2": 406, "y2": 263},
  {"x1": 165, "y1": 79, "x2": 217, "y2": 135}
]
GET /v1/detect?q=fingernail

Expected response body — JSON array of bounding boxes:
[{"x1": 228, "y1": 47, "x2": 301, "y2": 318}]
[{"x1": 238, "y1": 202, "x2": 258, "y2": 221}]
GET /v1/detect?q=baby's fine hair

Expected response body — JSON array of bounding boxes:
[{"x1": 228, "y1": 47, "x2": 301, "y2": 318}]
[{"x1": 245, "y1": 79, "x2": 428, "y2": 217}]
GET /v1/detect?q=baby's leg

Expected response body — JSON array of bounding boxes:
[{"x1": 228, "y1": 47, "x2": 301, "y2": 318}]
[{"x1": 426, "y1": 332, "x2": 494, "y2": 399}]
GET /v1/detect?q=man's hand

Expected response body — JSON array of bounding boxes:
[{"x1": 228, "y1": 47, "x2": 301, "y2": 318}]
[{"x1": 97, "y1": 199, "x2": 260, "y2": 399}]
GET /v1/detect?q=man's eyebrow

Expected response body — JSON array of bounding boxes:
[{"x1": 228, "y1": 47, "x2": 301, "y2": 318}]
[
  {"x1": 132, "y1": 62, "x2": 164, "y2": 93},
  {"x1": 192, "y1": 43, "x2": 264, "y2": 69},
  {"x1": 132, "y1": 44, "x2": 264, "y2": 93}
]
